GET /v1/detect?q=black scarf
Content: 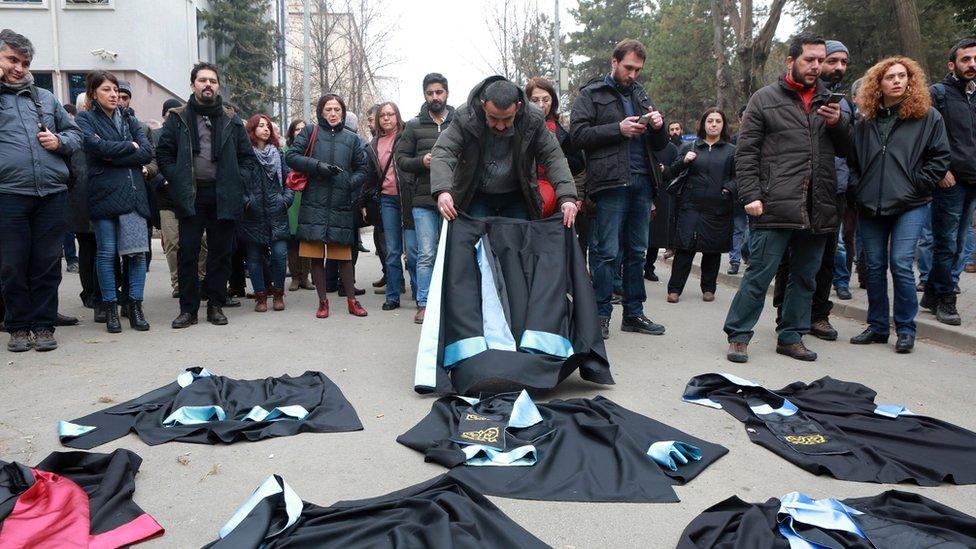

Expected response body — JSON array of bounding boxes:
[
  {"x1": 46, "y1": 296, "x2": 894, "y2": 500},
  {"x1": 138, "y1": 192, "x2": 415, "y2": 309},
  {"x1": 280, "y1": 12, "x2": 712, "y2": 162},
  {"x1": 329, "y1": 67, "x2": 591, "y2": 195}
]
[{"x1": 186, "y1": 94, "x2": 224, "y2": 161}]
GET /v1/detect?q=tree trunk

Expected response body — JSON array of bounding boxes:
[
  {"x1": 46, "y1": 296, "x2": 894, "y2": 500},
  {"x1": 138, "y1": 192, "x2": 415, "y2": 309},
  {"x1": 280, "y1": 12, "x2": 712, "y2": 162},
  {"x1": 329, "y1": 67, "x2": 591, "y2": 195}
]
[
  {"x1": 893, "y1": 0, "x2": 927, "y2": 73},
  {"x1": 712, "y1": 0, "x2": 728, "y2": 111}
]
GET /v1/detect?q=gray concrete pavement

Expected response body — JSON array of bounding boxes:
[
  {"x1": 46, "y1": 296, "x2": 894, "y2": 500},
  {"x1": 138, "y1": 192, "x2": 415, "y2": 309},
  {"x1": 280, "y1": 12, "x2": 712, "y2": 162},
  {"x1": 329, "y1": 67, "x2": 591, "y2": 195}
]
[{"x1": 3, "y1": 238, "x2": 975, "y2": 548}]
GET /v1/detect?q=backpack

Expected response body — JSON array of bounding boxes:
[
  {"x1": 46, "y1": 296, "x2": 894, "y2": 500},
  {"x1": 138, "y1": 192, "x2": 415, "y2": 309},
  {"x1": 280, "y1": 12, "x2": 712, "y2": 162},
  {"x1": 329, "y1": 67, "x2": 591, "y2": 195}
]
[{"x1": 931, "y1": 83, "x2": 947, "y2": 114}]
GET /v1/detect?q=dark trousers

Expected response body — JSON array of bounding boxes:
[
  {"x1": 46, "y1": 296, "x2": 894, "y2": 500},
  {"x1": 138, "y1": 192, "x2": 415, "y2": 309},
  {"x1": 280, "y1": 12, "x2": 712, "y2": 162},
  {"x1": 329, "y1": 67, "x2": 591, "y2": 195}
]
[
  {"x1": 928, "y1": 182, "x2": 976, "y2": 296},
  {"x1": 774, "y1": 230, "x2": 838, "y2": 323},
  {"x1": 0, "y1": 191, "x2": 67, "y2": 332},
  {"x1": 668, "y1": 250, "x2": 720, "y2": 295},
  {"x1": 374, "y1": 222, "x2": 388, "y2": 277},
  {"x1": 77, "y1": 232, "x2": 98, "y2": 306},
  {"x1": 645, "y1": 247, "x2": 658, "y2": 275},
  {"x1": 229, "y1": 237, "x2": 246, "y2": 292},
  {"x1": 177, "y1": 187, "x2": 236, "y2": 314},
  {"x1": 724, "y1": 228, "x2": 826, "y2": 344}
]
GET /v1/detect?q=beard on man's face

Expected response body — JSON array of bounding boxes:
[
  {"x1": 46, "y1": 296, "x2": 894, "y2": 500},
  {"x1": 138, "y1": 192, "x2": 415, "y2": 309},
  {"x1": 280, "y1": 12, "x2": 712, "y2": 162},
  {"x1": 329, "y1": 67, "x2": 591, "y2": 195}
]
[
  {"x1": 955, "y1": 65, "x2": 976, "y2": 82},
  {"x1": 428, "y1": 99, "x2": 445, "y2": 113}
]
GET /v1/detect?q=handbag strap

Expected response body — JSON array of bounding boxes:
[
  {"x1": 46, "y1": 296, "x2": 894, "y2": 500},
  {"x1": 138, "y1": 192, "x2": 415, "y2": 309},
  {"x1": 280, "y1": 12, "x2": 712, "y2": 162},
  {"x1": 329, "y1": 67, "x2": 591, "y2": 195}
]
[{"x1": 303, "y1": 124, "x2": 319, "y2": 156}]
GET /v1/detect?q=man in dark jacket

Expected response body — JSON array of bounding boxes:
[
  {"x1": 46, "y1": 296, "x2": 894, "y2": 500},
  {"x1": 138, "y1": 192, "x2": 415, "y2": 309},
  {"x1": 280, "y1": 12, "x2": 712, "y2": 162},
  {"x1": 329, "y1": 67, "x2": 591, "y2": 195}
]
[
  {"x1": 156, "y1": 62, "x2": 256, "y2": 329},
  {"x1": 0, "y1": 29, "x2": 82, "y2": 352},
  {"x1": 396, "y1": 72, "x2": 455, "y2": 324},
  {"x1": 432, "y1": 76, "x2": 578, "y2": 225},
  {"x1": 572, "y1": 38, "x2": 669, "y2": 339},
  {"x1": 773, "y1": 39, "x2": 853, "y2": 341},
  {"x1": 723, "y1": 32, "x2": 849, "y2": 363},
  {"x1": 922, "y1": 38, "x2": 976, "y2": 325}
]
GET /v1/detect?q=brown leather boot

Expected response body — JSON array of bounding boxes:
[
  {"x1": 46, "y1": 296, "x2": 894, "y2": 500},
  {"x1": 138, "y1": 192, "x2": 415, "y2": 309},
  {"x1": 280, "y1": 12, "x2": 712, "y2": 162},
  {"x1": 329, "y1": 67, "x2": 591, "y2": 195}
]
[
  {"x1": 254, "y1": 292, "x2": 268, "y2": 313},
  {"x1": 667, "y1": 293, "x2": 680, "y2": 303},
  {"x1": 727, "y1": 342, "x2": 748, "y2": 363},
  {"x1": 776, "y1": 340, "x2": 817, "y2": 361},
  {"x1": 316, "y1": 299, "x2": 330, "y2": 318},
  {"x1": 414, "y1": 307, "x2": 426, "y2": 324},
  {"x1": 271, "y1": 288, "x2": 285, "y2": 311},
  {"x1": 347, "y1": 298, "x2": 368, "y2": 317}
]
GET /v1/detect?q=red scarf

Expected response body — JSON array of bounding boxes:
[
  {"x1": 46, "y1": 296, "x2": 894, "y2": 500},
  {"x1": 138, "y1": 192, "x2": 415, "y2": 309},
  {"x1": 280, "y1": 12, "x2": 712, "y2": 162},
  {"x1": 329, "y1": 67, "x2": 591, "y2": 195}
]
[{"x1": 785, "y1": 73, "x2": 816, "y2": 113}]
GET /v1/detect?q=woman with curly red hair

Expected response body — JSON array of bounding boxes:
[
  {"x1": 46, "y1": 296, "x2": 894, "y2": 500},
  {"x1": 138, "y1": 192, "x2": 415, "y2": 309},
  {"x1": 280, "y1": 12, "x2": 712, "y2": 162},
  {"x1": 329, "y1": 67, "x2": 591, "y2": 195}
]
[
  {"x1": 241, "y1": 114, "x2": 293, "y2": 312},
  {"x1": 848, "y1": 56, "x2": 951, "y2": 353}
]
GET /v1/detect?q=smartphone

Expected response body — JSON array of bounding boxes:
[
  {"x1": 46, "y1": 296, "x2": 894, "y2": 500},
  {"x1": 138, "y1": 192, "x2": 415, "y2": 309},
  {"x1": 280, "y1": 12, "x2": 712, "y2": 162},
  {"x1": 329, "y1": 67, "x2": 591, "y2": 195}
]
[
  {"x1": 826, "y1": 92, "x2": 845, "y2": 105},
  {"x1": 637, "y1": 112, "x2": 654, "y2": 125}
]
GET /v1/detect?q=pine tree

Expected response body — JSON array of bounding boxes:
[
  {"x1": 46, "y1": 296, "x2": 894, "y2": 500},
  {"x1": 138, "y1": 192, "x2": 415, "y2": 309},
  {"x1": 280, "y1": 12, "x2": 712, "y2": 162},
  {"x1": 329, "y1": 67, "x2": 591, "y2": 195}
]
[
  {"x1": 201, "y1": 0, "x2": 279, "y2": 118},
  {"x1": 566, "y1": 0, "x2": 654, "y2": 93}
]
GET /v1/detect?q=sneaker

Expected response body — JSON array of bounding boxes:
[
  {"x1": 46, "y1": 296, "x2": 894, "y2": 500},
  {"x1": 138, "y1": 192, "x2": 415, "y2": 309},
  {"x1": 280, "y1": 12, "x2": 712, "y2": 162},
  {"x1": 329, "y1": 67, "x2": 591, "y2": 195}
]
[
  {"x1": 382, "y1": 300, "x2": 400, "y2": 311},
  {"x1": 599, "y1": 317, "x2": 610, "y2": 340},
  {"x1": 726, "y1": 342, "x2": 748, "y2": 363},
  {"x1": 666, "y1": 293, "x2": 679, "y2": 303},
  {"x1": 809, "y1": 319, "x2": 838, "y2": 341},
  {"x1": 727, "y1": 262, "x2": 740, "y2": 275},
  {"x1": 935, "y1": 296, "x2": 961, "y2": 326},
  {"x1": 414, "y1": 307, "x2": 425, "y2": 324},
  {"x1": 621, "y1": 315, "x2": 665, "y2": 335},
  {"x1": 915, "y1": 282, "x2": 925, "y2": 293},
  {"x1": 834, "y1": 286, "x2": 852, "y2": 300},
  {"x1": 32, "y1": 328, "x2": 58, "y2": 352},
  {"x1": 775, "y1": 341, "x2": 817, "y2": 361},
  {"x1": 702, "y1": 291, "x2": 715, "y2": 302},
  {"x1": 7, "y1": 330, "x2": 33, "y2": 352},
  {"x1": 66, "y1": 262, "x2": 79, "y2": 273}
]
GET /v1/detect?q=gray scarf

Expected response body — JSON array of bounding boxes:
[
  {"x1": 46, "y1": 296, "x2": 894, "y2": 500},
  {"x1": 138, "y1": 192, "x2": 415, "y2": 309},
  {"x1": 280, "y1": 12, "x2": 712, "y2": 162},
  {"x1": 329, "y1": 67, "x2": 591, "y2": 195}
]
[
  {"x1": 253, "y1": 144, "x2": 282, "y2": 184},
  {"x1": 0, "y1": 71, "x2": 35, "y2": 93}
]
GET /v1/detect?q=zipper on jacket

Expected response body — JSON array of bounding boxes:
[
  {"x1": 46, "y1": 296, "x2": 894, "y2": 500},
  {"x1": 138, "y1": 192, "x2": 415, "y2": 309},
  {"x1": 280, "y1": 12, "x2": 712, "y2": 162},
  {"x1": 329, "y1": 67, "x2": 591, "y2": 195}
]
[{"x1": 876, "y1": 144, "x2": 887, "y2": 216}]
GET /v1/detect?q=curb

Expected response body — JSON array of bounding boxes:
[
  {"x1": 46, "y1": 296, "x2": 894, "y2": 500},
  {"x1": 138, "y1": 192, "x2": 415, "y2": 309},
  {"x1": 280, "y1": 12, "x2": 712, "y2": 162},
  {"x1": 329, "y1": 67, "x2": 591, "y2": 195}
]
[{"x1": 664, "y1": 258, "x2": 976, "y2": 353}]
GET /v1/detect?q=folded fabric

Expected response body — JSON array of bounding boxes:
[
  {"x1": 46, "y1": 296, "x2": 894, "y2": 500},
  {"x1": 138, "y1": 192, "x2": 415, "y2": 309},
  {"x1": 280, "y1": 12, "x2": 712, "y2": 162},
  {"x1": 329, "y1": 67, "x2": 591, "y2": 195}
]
[{"x1": 59, "y1": 368, "x2": 363, "y2": 447}]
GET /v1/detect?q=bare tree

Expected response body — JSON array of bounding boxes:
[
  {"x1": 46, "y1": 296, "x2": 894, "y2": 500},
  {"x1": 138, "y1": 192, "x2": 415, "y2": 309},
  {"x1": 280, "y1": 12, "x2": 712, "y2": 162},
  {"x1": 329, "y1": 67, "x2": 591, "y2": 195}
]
[
  {"x1": 483, "y1": 0, "x2": 555, "y2": 85},
  {"x1": 711, "y1": 0, "x2": 730, "y2": 111},
  {"x1": 893, "y1": 0, "x2": 927, "y2": 73},
  {"x1": 719, "y1": 0, "x2": 788, "y2": 100}
]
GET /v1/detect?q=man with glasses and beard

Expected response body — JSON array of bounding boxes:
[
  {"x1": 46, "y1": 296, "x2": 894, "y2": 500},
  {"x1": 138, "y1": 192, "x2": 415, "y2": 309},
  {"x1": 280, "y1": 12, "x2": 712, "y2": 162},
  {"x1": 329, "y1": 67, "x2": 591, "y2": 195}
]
[
  {"x1": 156, "y1": 62, "x2": 256, "y2": 329},
  {"x1": 723, "y1": 32, "x2": 850, "y2": 363}
]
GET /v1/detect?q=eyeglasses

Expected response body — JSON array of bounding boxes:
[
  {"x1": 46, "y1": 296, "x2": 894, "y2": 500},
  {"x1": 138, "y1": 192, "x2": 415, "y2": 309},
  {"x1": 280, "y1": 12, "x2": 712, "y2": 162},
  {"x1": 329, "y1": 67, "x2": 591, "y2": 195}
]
[
  {"x1": 379, "y1": 113, "x2": 397, "y2": 118},
  {"x1": 530, "y1": 96, "x2": 552, "y2": 105}
]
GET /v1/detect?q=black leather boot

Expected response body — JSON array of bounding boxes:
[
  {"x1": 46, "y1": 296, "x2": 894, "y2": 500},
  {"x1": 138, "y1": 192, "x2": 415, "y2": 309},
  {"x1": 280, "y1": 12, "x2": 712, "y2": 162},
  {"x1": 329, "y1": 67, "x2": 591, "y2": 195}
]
[
  {"x1": 94, "y1": 301, "x2": 107, "y2": 323},
  {"x1": 207, "y1": 304, "x2": 228, "y2": 325},
  {"x1": 129, "y1": 300, "x2": 150, "y2": 331},
  {"x1": 105, "y1": 302, "x2": 122, "y2": 333}
]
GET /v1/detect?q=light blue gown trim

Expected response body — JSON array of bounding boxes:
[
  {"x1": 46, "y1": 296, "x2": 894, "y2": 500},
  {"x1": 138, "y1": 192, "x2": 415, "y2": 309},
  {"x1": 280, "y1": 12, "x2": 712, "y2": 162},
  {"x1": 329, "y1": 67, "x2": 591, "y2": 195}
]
[
  {"x1": 57, "y1": 420, "x2": 97, "y2": 439},
  {"x1": 462, "y1": 444, "x2": 538, "y2": 466},
  {"x1": 682, "y1": 372, "x2": 761, "y2": 408},
  {"x1": 751, "y1": 400, "x2": 799, "y2": 417},
  {"x1": 162, "y1": 405, "x2": 226, "y2": 426},
  {"x1": 509, "y1": 390, "x2": 544, "y2": 428},
  {"x1": 443, "y1": 336, "x2": 489, "y2": 368},
  {"x1": 647, "y1": 440, "x2": 703, "y2": 471},
  {"x1": 218, "y1": 475, "x2": 303, "y2": 539},
  {"x1": 874, "y1": 404, "x2": 915, "y2": 418},
  {"x1": 776, "y1": 491, "x2": 865, "y2": 549},
  {"x1": 520, "y1": 329, "x2": 574, "y2": 358},
  {"x1": 177, "y1": 367, "x2": 215, "y2": 388},
  {"x1": 476, "y1": 237, "x2": 517, "y2": 352},
  {"x1": 240, "y1": 405, "x2": 309, "y2": 422},
  {"x1": 414, "y1": 218, "x2": 451, "y2": 390}
]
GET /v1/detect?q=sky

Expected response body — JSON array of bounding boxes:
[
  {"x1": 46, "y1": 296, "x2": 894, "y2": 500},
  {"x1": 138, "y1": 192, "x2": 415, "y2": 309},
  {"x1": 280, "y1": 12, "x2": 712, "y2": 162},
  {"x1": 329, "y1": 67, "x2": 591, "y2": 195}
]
[{"x1": 378, "y1": 0, "x2": 798, "y2": 114}]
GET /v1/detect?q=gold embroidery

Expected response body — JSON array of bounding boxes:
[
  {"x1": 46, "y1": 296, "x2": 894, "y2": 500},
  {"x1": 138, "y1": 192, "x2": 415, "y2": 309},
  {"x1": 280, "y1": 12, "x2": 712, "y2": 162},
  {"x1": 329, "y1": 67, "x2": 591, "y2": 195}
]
[
  {"x1": 784, "y1": 434, "x2": 827, "y2": 445},
  {"x1": 465, "y1": 413, "x2": 491, "y2": 421},
  {"x1": 460, "y1": 427, "x2": 500, "y2": 443}
]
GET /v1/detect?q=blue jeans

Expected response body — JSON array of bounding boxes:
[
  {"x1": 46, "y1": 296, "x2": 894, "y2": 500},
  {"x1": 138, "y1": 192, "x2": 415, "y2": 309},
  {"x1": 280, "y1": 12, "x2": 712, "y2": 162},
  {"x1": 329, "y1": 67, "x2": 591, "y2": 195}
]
[
  {"x1": 380, "y1": 194, "x2": 417, "y2": 303},
  {"x1": 928, "y1": 183, "x2": 976, "y2": 296},
  {"x1": 0, "y1": 191, "x2": 66, "y2": 332},
  {"x1": 963, "y1": 225, "x2": 976, "y2": 268},
  {"x1": 833, "y1": 227, "x2": 850, "y2": 289},
  {"x1": 93, "y1": 218, "x2": 147, "y2": 303},
  {"x1": 916, "y1": 203, "x2": 933, "y2": 284},
  {"x1": 730, "y1": 210, "x2": 749, "y2": 264},
  {"x1": 467, "y1": 191, "x2": 530, "y2": 220},
  {"x1": 245, "y1": 240, "x2": 286, "y2": 293},
  {"x1": 413, "y1": 207, "x2": 441, "y2": 307},
  {"x1": 590, "y1": 177, "x2": 653, "y2": 318},
  {"x1": 859, "y1": 205, "x2": 927, "y2": 336}
]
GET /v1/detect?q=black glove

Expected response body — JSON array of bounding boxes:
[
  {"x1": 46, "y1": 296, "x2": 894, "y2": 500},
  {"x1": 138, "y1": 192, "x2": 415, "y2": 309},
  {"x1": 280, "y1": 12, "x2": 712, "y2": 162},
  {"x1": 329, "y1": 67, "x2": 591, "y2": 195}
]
[{"x1": 316, "y1": 162, "x2": 343, "y2": 176}]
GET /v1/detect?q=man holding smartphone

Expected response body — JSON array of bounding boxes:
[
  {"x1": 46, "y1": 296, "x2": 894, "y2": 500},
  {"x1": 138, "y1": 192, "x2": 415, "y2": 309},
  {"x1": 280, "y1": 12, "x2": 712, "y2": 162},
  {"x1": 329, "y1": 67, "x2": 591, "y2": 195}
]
[
  {"x1": 723, "y1": 33, "x2": 850, "y2": 363},
  {"x1": 572, "y1": 38, "x2": 670, "y2": 340}
]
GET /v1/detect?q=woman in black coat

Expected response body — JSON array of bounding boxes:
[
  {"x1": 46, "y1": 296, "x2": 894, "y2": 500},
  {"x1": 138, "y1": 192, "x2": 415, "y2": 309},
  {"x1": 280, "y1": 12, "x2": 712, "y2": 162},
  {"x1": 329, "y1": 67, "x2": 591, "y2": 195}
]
[
  {"x1": 76, "y1": 71, "x2": 153, "y2": 333},
  {"x1": 285, "y1": 94, "x2": 368, "y2": 319},
  {"x1": 663, "y1": 108, "x2": 736, "y2": 303},
  {"x1": 241, "y1": 114, "x2": 293, "y2": 313}
]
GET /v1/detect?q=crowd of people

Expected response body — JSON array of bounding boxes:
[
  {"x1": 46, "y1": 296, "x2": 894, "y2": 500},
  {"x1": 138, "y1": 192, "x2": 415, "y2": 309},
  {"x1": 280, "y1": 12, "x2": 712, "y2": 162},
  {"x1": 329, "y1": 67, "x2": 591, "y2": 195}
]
[{"x1": 1, "y1": 26, "x2": 974, "y2": 359}]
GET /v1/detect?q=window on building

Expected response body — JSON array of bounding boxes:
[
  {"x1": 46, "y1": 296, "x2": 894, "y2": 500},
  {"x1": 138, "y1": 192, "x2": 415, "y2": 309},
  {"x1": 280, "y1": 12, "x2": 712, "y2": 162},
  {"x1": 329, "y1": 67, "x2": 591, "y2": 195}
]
[
  {"x1": 0, "y1": 0, "x2": 47, "y2": 7},
  {"x1": 63, "y1": 0, "x2": 113, "y2": 7},
  {"x1": 67, "y1": 73, "x2": 86, "y2": 107},
  {"x1": 33, "y1": 72, "x2": 54, "y2": 94}
]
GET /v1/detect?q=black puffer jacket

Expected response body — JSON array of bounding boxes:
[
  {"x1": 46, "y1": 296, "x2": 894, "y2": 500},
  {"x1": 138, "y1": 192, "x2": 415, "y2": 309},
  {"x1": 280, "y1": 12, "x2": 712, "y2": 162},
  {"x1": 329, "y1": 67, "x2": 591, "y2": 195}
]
[
  {"x1": 285, "y1": 105, "x2": 367, "y2": 246},
  {"x1": 396, "y1": 104, "x2": 455, "y2": 211},
  {"x1": 665, "y1": 140, "x2": 737, "y2": 252},
  {"x1": 75, "y1": 108, "x2": 153, "y2": 220},
  {"x1": 65, "y1": 149, "x2": 92, "y2": 234},
  {"x1": 849, "y1": 105, "x2": 950, "y2": 217},
  {"x1": 735, "y1": 77, "x2": 851, "y2": 233},
  {"x1": 239, "y1": 147, "x2": 294, "y2": 245},
  {"x1": 570, "y1": 75, "x2": 669, "y2": 197}
]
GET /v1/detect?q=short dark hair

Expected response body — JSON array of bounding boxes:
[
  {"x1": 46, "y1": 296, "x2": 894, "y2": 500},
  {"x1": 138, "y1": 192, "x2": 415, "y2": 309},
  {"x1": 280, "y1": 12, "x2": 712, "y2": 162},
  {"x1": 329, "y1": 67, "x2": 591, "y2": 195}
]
[
  {"x1": 366, "y1": 103, "x2": 379, "y2": 117},
  {"x1": 0, "y1": 29, "x2": 35, "y2": 60},
  {"x1": 788, "y1": 32, "x2": 826, "y2": 59},
  {"x1": 949, "y1": 38, "x2": 976, "y2": 62},
  {"x1": 696, "y1": 107, "x2": 731, "y2": 142},
  {"x1": 191, "y1": 62, "x2": 220, "y2": 83},
  {"x1": 612, "y1": 39, "x2": 647, "y2": 62},
  {"x1": 524, "y1": 77, "x2": 559, "y2": 121},
  {"x1": 63, "y1": 104, "x2": 77, "y2": 116},
  {"x1": 317, "y1": 93, "x2": 347, "y2": 121},
  {"x1": 423, "y1": 72, "x2": 448, "y2": 93},
  {"x1": 481, "y1": 80, "x2": 520, "y2": 110},
  {"x1": 285, "y1": 118, "x2": 306, "y2": 147},
  {"x1": 668, "y1": 121, "x2": 682, "y2": 130},
  {"x1": 84, "y1": 70, "x2": 120, "y2": 109}
]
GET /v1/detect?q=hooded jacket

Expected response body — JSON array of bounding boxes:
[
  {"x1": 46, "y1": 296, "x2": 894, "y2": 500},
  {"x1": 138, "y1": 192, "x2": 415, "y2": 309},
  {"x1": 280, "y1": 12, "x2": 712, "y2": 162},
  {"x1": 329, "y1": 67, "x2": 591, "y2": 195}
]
[
  {"x1": 397, "y1": 103, "x2": 455, "y2": 212},
  {"x1": 570, "y1": 75, "x2": 669, "y2": 197},
  {"x1": 850, "y1": 105, "x2": 950, "y2": 217},
  {"x1": 429, "y1": 76, "x2": 576, "y2": 219},
  {"x1": 239, "y1": 148, "x2": 293, "y2": 245},
  {"x1": 285, "y1": 98, "x2": 367, "y2": 246},
  {"x1": 735, "y1": 76, "x2": 851, "y2": 233},
  {"x1": 155, "y1": 100, "x2": 256, "y2": 220}
]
